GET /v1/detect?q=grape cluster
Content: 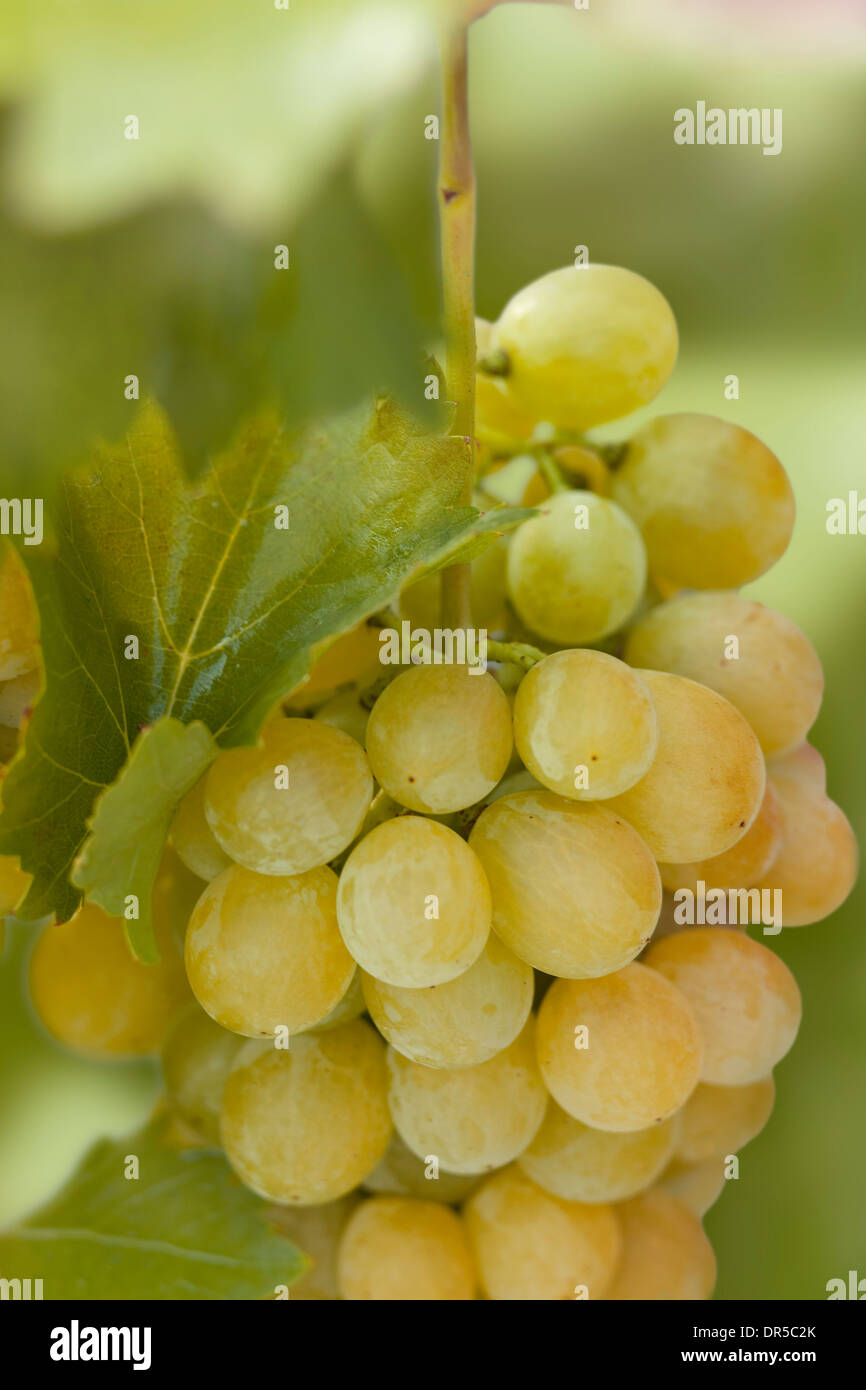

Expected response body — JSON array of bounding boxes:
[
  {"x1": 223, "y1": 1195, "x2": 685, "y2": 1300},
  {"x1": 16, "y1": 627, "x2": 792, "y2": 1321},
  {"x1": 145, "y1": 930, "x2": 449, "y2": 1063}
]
[{"x1": 17, "y1": 262, "x2": 858, "y2": 1301}]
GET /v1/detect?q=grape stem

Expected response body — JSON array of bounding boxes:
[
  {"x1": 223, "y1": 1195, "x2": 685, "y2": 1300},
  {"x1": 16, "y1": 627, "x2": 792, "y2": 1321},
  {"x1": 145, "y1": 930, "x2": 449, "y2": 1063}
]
[
  {"x1": 486, "y1": 639, "x2": 546, "y2": 670},
  {"x1": 438, "y1": 14, "x2": 476, "y2": 631},
  {"x1": 535, "y1": 449, "x2": 570, "y2": 495}
]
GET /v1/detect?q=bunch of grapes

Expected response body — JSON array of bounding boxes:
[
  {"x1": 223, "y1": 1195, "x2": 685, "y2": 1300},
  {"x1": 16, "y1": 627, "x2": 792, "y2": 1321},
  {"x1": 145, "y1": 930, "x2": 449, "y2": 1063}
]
[{"x1": 18, "y1": 263, "x2": 858, "y2": 1301}]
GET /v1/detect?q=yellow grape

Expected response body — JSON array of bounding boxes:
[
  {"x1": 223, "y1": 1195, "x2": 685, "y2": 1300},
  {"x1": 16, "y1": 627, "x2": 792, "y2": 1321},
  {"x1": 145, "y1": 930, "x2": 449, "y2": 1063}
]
[
  {"x1": 220, "y1": 1021, "x2": 392, "y2": 1205},
  {"x1": 0, "y1": 543, "x2": 40, "y2": 681},
  {"x1": 337, "y1": 1196, "x2": 477, "y2": 1301},
  {"x1": 364, "y1": 664, "x2": 512, "y2": 814},
  {"x1": 624, "y1": 591, "x2": 823, "y2": 756},
  {"x1": 161, "y1": 1002, "x2": 243, "y2": 1143},
  {"x1": 361, "y1": 934, "x2": 533, "y2": 1068},
  {"x1": 607, "y1": 670, "x2": 766, "y2": 863},
  {"x1": 676, "y1": 1077, "x2": 775, "y2": 1164},
  {"x1": 644, "y1": 928, "x2": 801, "y2": 1085},
  {"x1": 336, "y1": 815, "x2": 491, "y2": 988},
  {"x1": 30, "y1": 900, "x2": 191, "y2": 1059},
  {"x1": 0, "y1": 667, "x2": 40, "y2": 729},
  {"x1": 767, "y1": 742, "x2": 826, "y2": 795},
  {"x1": 464, "y1": 1165, "x2": 622, "y2": 1301},
  {"x1": 475, "y1": 316, "x2": 539, "y2": 445},
  {"x1": 605, "y1": 1189, "x2": 716, "y2": 1300},
  {"x1": 506, "y1": 490, "x2": 647, "y2": 645},
  {"x1": 385, "y1": 1019, "x2": 547, "y2": 1175},
  {"x1": 657, "y1": 1157, "x2": 727, "y2": 1218},
  {"x1": 185, "y1": 863, "x2": 354, "y2": 1038},
  {"x1": 301, "y1": 969, "x2": 365, "y2": 1033},
  {"x1": 489, "y1": 264, "x2": 678, "y2": 430},
  {"x1": 268, "y1": 1194, "x2": 360, "y2": 1301},
  {"x1": 611, "y1": 413, "x2": 795, "y2": 589},
  {"x1": 314, "y1": 690, "x2": 369, "y2": 746},
  {"x1": 535, "y1": 965, "x2": 703, "y2": 1132},
  {"x1": 283, "y1": 621, "x2": 383, "y2": 709},
  {"x1": 513, "y1": 649, "x2": 658, "y2": 800},
  {"x1": 468, "y1": 789, "x2": 661, "y2": 978},
  {"x1": 518, "y1": 1100, "x2": 678, "y2": 1204},
  {"x1": 754, "y1": 760, "x2": 858, "y2": 927},
  {"x1": 363, "y1": 1132, "x2": 480, "y2": 1205},
  {"x1": 659, "y1": 782, "x2": 783, "y2": 895},
  {"x1": 170, "y1": 774, "x2": 233, "y2": 882},
  {"x1": 204, "y1": 717, "x2": 373, "y2": 875}
]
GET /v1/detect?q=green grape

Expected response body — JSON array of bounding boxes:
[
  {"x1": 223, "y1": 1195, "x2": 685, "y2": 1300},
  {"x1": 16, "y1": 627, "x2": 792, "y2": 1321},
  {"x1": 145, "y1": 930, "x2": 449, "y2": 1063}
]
[
  {"x1": 659, "y1": 782, "x2": 783, "y2": 895},
  {"x1": 185, "y1": 863, "x2": 354, "y2": 1038},
  {"x1": 161, "y1": 1002, "x2": 243, "y2": 1143},
  {"x1": 385, "y1": 1019, "x2": 547, "y2": 1175},
  {"x1": 314, "y1": 690, "x2": 369, "y2": 746},
  {"x1": 30, "y1": 898, "x2": 191, "y2": 1059},
  {"x1": 607, "y1": 670, "x2": 766, "y2": 863},
  {"x1": 336, "y1": 815, "x2": 491, "y2": 987},
  {"x1": 364, "y1": 664, "x2": 512, "y2": 815},
  {"x1": 468, "y1": 789, "x2": 661, "y2": 978},
  {"x1": 513, "y1": 649, "x2": 658, "y2": 800},
  {"x1": 624, "y1": 591, "x2": 823, "y2": 756},
  {"x1": 361, "y1": 934, "x2": 533, "y2": 1069},
  {"x1": 657, "y1": 1157, "x2": 727, "y2": 1218},
  {"x1": 362, "y1": 1132, "x2": 480, "y2": 1205},
  {"x1": 220, "y1": 1021, "x2": 392, "y2": 1205},
  {"x1": 170, "y1": 774, "x2": 233, "y2": 882},
  {"x1": 754, "y1": 758, "x2": 858, "y2": 926},
  {"x1": 506, "y1": 490, "x2": 647, "y2": 645},
  {"x1": 475, "y1": 316, "x2": 540, "y2": 444},
  {"x1": 463, "y1": 1164, "x2": 622, "y2": 1301},
  {"x1": 676, "y1": 1077, "x2": 775, "y2": 1164},
  {"x1": 268, "y1": 1194, "x2": 360, "y2": 1301},
  {"x1": 535, "y1": 965, "x2": 703, "y2": 1132},
  {"x1": 0, "y1": 543, "x2": 40, "y2": 681},
  {"x1": 605, "y1": 1190, "x2": 716, "y2": 1301},
  {"x1": 337, "y1": 1196, "x2": 477, "y2": 1301},
  {"x1": 488, "y1": 264, "x2": 678, "y2": 430},
  {"x1": 204, "y1": 717, "x2": 373, "y2": 875},
  {"x1": 644, "y1": 929, "x2": 801, "y2": 1086},
  {"x1": 611, "y1": 413, "x2": 795, "y2": 589},
  {"x1": 301, "y1": 968, "x2": 366, "y2": 1033},
  {"x1": 518, "y1": 1099, "x2": 678, "y2": 1204}
]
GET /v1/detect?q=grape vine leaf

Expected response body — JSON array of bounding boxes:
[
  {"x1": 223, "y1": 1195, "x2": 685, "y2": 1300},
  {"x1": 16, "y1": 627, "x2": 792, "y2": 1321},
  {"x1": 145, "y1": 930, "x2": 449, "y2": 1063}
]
[
  {"x1": 71, "y1": 720, "x2": 217, "y2": 963},
  {"x1": 0, "y1": 1118, "x2": 306, "y2": 1301},
  {"x1": 0, "y1": 398, "x2": 497, "y2": 926}
]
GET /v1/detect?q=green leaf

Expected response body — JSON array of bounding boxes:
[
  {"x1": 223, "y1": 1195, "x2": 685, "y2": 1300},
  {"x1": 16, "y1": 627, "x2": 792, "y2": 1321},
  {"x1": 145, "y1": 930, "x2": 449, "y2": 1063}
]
[
  {"x1": 405, "y1": 505, "x2": 536, "y2": 581},
  {"x1": 0, "y1": 1119, "x2": 305, "y2": 1301},
  {"x1": 0, "y1": 398, "x2": 484, "y2": 923},
  {"x1": 71, "y1": 720, "x2": 217, "y2": 962}
]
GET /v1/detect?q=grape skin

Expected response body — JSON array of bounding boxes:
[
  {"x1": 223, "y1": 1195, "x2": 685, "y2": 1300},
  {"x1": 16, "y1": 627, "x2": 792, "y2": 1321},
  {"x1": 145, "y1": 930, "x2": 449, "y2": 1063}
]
[
  {"x1": 506, "y1": 490, "x2": 647, "y2": 646},
  {"x1": 337, "y1": 1196, "x2": 477, "y2": 1301},
  {"x1": 513, "y1": 648, "x2": 658, "y2": 801},
  {"x1": 535, "y1": 964, "x2": 703, "y2": 1132},
  {"x1": 659, "y1": 782, "x2": 783, "y2": 896},
  {"x1": 676, "y1": 1077, "x2": 775, "y2": 1164},
  {"x1": 754, "y1": 760, "x2": 858, "y2": 927},
  {"x1": 475, "y1": 316, "x2": 539, "y2": 445},
  {"x1": 363, "y1": 1132, "x2": 480, "y2": 1206},
  {"x1": 657, "y1": 1157, "x2": 727, "y2": 1219},
  {"x1": 518, "y1": 1100, "x2": 679, "y2": 1204},
  {"x1": 170, "y1": 774, "x2": 233, "y2": 882},
  {"x1": 161, "y1": 1002, "x2": 243, "y2": 1144},
  {"x1": 185, "y1": 863, "x2": 355, "y2": 1038},
  {"x1": 283, "y1": 622, "x2": 382, "y2": 710},
  {"x1": 604, "y1": 1189, "x2": 716, "y2": 1301},
  {"x1": 469, "y1": 789, "x2": 661, "y2": 979}
]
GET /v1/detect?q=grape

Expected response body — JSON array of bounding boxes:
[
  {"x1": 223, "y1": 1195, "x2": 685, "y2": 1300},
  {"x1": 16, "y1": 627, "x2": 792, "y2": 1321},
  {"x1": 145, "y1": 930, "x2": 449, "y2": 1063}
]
[
  {"x1": 535, "y1": 964, "x2": 702, "y2": 1132},
  {"x1": 607, "y1": 670, "x2": 766, "y2": 863},
  {"x1": 488, "y1": 264, "x2": 678, "y2": 430},
  {"x1": 362, "y1": 1131, "x2": 480, "y2": 1205},
  {"x1": 754, "y1": 760, "x2": 858, "y2": 927},
  {"x1": 624, "y1": 591, "x2": 823, "y2": 755},
  {"x1": 475, "y1": 316, "x2": 539, "y2": 445},
  {"x1": 204, "y1": 717, "x2": 373, "y2": 875},
  {"x1": 336, "y1": 815, "x2": 491, "y2": 988},
  {"x1": 0, "y1": 543, "x2": 40, "y2": 681},
  {"x1": 364, "y1": 664, "x2": 512, "y2": 815},
  {"x1": 385, "y1": 1019, "x2": 547, "y2": 1175},
  {"x1": 512, "y1": 649, "x2": 658, "y2": 800},
  {"x1": 361, "y1": 934, "x2": 533, "y2": 1068},
  {"x1": 30, "y1": 899, "x2": 191, "y2": 1058},
  {"x1": 657, "y1": 1157, "x2": 727, "y2": 1218},
  {"x1": 506, "y1": 490, "x2": 647, "y2": 645},
  {"x1": 610, "y1": 413, "x2": 795, "y2": 589},
  {"x1": 314, "y1": 690, "x2": 369, "y2": 746},
  {"x1": 463, "y1": 1164, "x2": 622, "y2": 1301},
  {"x1": 767, "y1": 741, "x2": 826, "y2": 795},
  {"x1": 0, "y1": 667, "x2": 39, "y2": 729},
  {"x1": 283, "y1": 621, "x2": 382, "y2": 709},
  {"x1": 644, "y1": 929, "x2": 801, "y2": 1085},
  {"x1": 518, "y1": 1099, "x2": 678, "y2": 1204},
  {"x1": 659, "y1": 782, "x2": 783, "y2": 895},
  {"x1": 185, "y1": 863, "x2": 354, "y2": 1038},
  {"x1": 399, "y1": 536, "x2": 509, "y2": 634},
  {"x1": 604, "y1": 1189, "x2": 716, "y2": 1300},
  {"x1": 468, "y1": 789, "x2": 661, "y2": 978},
  {"x1": 170, "y1": 774, "x2": 233, "y2": 882},
  {"x1": 336, "y1": 1196, "x2": 477, "y2": 1301},
  {"x1": 268, "y1": 1194, "x2": 360, "y2": 1301},
  {"x1": 301, "y1": 969, "x2": 365, "y2": 1033},
  {"x1": 676, "y1": 1077, "x2": 775, "y2": 1164},
  {"x1": 220, "y1": 1021, "x2": 392, "y2": 1205},
  {"x1": 161, "y1": 1002, "x2": 243, "y2": 1143}
]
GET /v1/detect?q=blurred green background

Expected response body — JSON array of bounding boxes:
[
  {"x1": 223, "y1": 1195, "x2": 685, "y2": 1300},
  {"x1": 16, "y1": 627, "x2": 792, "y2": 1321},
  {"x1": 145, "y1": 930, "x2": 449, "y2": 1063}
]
[{"x1": 1, "y1": 1, "x2": 864, "y2": 1298}]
